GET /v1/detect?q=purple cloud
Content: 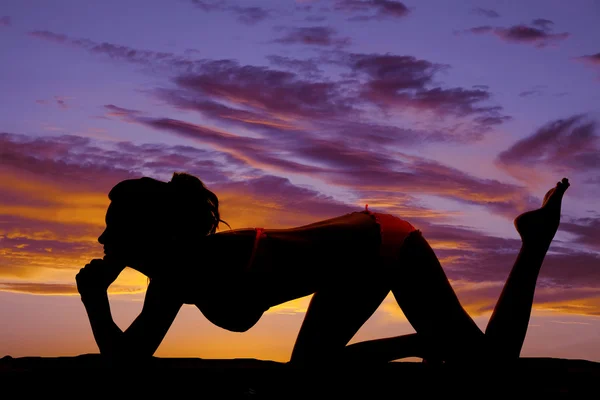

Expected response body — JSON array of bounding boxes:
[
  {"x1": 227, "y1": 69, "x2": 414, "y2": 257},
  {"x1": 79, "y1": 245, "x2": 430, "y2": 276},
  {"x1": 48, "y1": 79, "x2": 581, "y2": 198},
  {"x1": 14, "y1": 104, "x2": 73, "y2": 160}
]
[
  {"x1": 342, "y1": 52, "x2": 509, "y2": 128},
  {"x1": 29, "y1": 30, "x2": 511, "y2": 141},
  {"x1": 471, "y1": 8, "x2": 500, "y2": 18},
  {"x1": 461, "y1": 20, "x2": 570, "y2": 48},
  {"x1": 334, "y1": 0, "x2": 411, "y2": 20},
  {"x1": 26, "y1": 31, "x2": 523, "y2": 222},
  {"x1": 575, "y1": 53, "x2": 600, "y2": 79},
  {"x1": 117, "y1": 112, "x2": 536, "y2": 219},
  {"x1": 576, "y1": 53, "x2": 600, "y2": 66},
  {"x1": 532, "y1": 18, "x2": 554, "y2": 30},
  {"x1": 561, "y1": 217, "x2": 600, "y2": 250},
  {"x1": 104, "y1": 104, "x2": 143, "y2": 117},
  {"x1": 0, "y1": 16, "x2": 10, "y2": 26},
  {"x1": 232, "y1": 6, "x2": 271, "y2": 24},
  {"x1": 0, "y1": 131, "x2": 243, "y2": 190},
  {"x1": 171, "y1": 60, "x2": 355, "y2": 120},
  {"x1": 35, "y1": 96, "x2": 71, "y2": 109},
  {"x1": 189, "y1": 0, "x2": 272, "y2": 24},
  {"x1": 305, "y1": 15, "x2": 328, "y2": 22},
  {"x1": 425, "y1": 222, "x2": 600, "y2": 288},
  {"x1": 273, "y1": 26, "x2": 351, "y2": 47},
  {"x1": 496, "y1": 114, "x2": 599, "y2": 172},
  {"x1": 29, "y1": 30, "x2": 200, "y2": 69},
  {"x1": 495, "y1": 25, "x2": 569, "y2": 47},
  {"x1": 464, "y1": 25, "x2": 493, "y2": 34},
  {"x1": 266, "y1": 55, "x2": 323, "y2": 78},
  {"x1": 519, "y1": 85, "x2": 546, "y2": 98}
]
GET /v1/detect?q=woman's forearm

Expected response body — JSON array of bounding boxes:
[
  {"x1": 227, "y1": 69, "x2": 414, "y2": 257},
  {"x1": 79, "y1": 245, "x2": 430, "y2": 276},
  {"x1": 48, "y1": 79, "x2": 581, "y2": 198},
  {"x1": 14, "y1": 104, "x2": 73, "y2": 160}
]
[{"x1": 81, "y1": 292, "x2": 124, "y2": 356}]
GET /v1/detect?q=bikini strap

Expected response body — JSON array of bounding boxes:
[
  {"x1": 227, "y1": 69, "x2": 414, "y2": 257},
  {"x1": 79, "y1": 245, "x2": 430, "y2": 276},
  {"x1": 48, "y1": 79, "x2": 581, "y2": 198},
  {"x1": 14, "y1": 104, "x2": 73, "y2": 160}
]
[{"x1": 246, "y1": 227, "x2": 265, "y2": 270}]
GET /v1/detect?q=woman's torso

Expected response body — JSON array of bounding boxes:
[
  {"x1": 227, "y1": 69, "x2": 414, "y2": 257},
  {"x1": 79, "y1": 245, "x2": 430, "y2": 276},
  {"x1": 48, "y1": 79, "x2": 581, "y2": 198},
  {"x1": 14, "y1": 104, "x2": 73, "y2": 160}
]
[{"x1": 185, "y1": 210, "x2": 406, "y2": 331}]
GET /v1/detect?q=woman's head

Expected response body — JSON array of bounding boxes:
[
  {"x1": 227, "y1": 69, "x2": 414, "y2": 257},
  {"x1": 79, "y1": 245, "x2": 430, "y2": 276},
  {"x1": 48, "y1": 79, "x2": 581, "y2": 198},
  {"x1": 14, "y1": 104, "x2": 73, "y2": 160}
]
[{"x1": 98, "y1": 172, "x2": 227, "y2": 272}]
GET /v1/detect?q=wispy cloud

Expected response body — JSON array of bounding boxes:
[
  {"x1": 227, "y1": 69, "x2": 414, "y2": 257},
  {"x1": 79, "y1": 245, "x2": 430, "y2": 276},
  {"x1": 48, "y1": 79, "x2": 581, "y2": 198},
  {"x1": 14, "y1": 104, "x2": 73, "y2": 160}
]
[
  {"x1": 273, "y1": 26, "x2": 351, "y2": 47},
  {"x1": 334, "y1": 0, "x2": 411, "y2": 21},
  {"x1": 561, "y1": 217, "x2": 600, "y2": 251},
  {"x1": 458, "y1": 19, "x2": 570, "y2": 48},
  {"x1": 35, "y1": 96, "x2": 72, "y2": 109},
  {"x1": 339, "y1": 52, "x2": 510, "y2": 129},
  {"x1": 29, "y1": 30, "x2": 511, "y2": 142},
  {"x1": 189, "y1": 0, "x2": 273, "y2": 25},
  {"x1": 576, "y1": 53, "x2": 600, "y2": 66},
  {"x1": 519, "y1": 85, "x2": 546, "y2": 98},
  {"x1": 496, "y1": 114, "x2": 599, "y2": 183},
  {"x1": 575, "y1": 53, "x2": 600, "y2": 80},
  {"x1": 471, "y1": 7, "x2": 500, "y2": 19},
  {"x1": 0, "y1": 282, "x2": 146, "y2": 296}
]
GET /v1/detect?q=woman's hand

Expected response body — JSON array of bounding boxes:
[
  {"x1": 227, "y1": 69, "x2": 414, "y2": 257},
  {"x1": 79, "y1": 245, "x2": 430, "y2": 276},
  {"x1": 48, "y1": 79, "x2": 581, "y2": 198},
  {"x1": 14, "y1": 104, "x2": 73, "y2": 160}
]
[{"x1": 76, "y1": 257, "x2": 126, "y2": 298}]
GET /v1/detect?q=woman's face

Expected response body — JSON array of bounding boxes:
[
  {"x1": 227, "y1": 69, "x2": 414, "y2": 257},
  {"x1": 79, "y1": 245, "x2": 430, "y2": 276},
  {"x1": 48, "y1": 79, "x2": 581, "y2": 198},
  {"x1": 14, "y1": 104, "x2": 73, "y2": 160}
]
[{"x1": 98, "y1": 200, "x2": 164, "y2": 275}]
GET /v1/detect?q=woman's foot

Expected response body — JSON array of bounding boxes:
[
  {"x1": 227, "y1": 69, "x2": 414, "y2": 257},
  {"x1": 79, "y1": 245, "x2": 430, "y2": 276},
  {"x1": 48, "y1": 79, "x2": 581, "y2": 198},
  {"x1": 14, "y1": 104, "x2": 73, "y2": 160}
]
[{"x1": 514, "y1": 178, "x2": 570, "y2": 247}]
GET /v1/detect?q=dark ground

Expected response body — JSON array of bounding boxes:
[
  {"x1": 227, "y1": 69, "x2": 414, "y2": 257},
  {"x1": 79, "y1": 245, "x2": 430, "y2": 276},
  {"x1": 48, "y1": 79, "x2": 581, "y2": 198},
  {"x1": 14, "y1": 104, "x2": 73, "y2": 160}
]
[{"x1": 1, "y1": 355, "x2": 598, "y2": 397}]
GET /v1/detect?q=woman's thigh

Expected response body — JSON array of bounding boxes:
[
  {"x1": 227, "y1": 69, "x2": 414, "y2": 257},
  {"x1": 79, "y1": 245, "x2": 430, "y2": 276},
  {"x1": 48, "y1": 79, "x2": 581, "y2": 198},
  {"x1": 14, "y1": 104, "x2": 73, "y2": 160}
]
[
  {"x1": 390, "y1": 230, "x2": 485, "y2": 361},
  {"x1": 290, "y1": 274, "x2": 389, "y2": 365}
]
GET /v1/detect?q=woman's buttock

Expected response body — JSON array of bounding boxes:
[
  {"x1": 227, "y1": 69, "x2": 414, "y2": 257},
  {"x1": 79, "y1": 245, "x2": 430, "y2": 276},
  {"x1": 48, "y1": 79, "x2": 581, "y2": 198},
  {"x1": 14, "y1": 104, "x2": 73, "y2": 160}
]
[{"x1": 368, "y1": 212, "x2": 418, "y2": 261}]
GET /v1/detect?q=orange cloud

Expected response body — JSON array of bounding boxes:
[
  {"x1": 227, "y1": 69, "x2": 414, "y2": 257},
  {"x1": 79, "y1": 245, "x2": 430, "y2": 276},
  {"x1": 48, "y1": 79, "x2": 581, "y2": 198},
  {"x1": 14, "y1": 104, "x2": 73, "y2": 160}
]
[{"x1": 0, "y1": 282, "x2": 146, "y2": 296}]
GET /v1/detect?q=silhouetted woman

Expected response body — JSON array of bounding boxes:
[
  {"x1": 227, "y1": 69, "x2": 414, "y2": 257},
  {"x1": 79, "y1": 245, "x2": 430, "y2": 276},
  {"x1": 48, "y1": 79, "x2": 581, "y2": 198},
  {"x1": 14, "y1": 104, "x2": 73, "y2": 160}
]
[{"x1": 76, "y1": 172, "x2": 570, "y2": 365}]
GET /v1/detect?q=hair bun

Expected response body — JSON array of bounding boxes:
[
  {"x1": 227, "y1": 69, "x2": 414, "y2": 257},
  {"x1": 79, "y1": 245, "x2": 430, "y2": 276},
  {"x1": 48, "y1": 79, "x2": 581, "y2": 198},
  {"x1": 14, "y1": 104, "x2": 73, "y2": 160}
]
[{"x1": 167, "y1": 172, "x2": 227, "y2": 236}]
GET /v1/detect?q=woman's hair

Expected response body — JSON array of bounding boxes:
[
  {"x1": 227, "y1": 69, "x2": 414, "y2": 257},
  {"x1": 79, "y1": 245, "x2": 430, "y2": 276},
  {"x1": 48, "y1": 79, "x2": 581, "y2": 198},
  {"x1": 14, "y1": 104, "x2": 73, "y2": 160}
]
[{"x1": 108, "y1": 172, "x2": 230, "y2": 242}]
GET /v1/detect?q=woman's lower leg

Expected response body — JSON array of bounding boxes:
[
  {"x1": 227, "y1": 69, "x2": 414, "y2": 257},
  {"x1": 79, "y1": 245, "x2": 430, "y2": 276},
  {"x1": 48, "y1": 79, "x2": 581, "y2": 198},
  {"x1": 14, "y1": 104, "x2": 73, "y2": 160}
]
[
  {"x1": 484, "y1": 178, "x2": 570, "y2": 358},
  {"x1": 341, "y1": 333, "x2": 424, "y2": 364}
]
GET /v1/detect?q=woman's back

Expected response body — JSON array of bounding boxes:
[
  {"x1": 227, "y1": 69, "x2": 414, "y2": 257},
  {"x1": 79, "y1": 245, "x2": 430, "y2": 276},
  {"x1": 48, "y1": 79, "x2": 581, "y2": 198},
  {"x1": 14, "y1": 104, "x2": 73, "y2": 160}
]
[{"x1": 192, "y1": 210, "x2": 386, "y2": 331}]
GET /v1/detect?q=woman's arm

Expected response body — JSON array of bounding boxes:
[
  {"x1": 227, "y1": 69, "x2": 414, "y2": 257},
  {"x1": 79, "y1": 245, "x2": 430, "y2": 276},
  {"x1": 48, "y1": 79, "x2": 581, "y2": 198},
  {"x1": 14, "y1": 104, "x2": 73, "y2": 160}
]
[
  {"x1": 81, "y1": 279, "x2": 183, "y2": 359},
  {"x1": 77, "y1": 259, "x2": 183, "y2": 359},
  {"x1": 80, "y1": 291, "x2": 122, "y2": 356}
]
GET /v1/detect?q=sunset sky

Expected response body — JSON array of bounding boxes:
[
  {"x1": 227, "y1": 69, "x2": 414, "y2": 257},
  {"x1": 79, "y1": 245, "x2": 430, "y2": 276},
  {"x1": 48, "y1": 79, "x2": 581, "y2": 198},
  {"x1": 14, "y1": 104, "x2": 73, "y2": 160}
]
[{"x1": 1, "y1": 0, "x2": 599, "y2": 362}]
